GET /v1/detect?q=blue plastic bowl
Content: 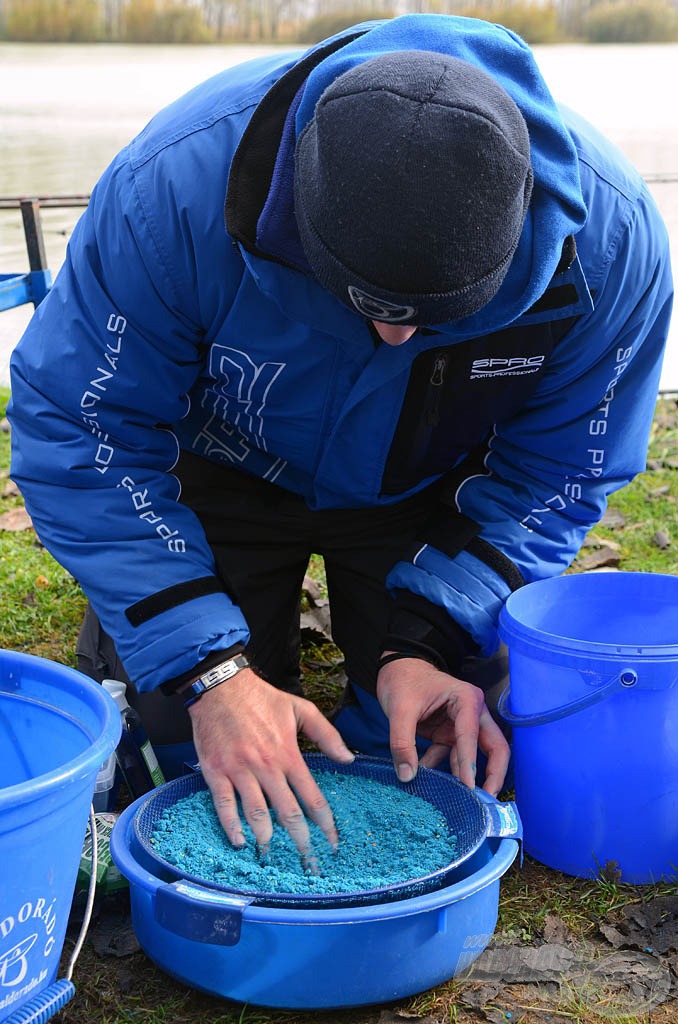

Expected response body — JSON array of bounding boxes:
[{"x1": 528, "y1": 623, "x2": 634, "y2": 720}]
[{"x1": 111, "y1": 787, "x2": 518, "y2": 1009}]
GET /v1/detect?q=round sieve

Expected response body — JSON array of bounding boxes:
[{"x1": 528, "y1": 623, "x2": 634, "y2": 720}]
[{"x1": 132, "y1": 754, "x2": 520, "y2": 908}]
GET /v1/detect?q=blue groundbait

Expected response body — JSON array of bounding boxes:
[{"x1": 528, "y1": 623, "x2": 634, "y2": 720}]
[
  {"x1": 499, "y1": 571, "x2": 678, "y2": 883},
  {"x1": 0, "y1": 651, "x2": 120, "y2": 1024}
]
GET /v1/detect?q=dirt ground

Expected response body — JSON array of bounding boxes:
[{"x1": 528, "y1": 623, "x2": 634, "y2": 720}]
[{"x1": 59, "y1": 874, "x2": 678, "y2": 1024}]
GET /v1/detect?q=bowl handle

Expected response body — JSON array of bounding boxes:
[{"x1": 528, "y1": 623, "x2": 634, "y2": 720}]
[{"x1": 155, "y1": 880, "x2": 253, "y2": 946}]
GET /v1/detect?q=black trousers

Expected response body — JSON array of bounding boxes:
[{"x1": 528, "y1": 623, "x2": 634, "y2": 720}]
[{"x1": 77, "y1": 452, "x2": 509, "y2": 749}]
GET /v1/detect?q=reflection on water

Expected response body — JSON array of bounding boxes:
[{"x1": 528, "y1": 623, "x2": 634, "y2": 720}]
[{"x1": 1, "y1": 41, "x2": 676, "y2": 387}]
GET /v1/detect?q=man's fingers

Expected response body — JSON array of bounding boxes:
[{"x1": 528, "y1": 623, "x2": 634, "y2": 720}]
[
  {"x1": 287, "y1": 760, "x2": 340, "y2": 853},
  {"x1": 297, "y1": 699, "x2": 355, "y2": 764},
  {"x1": 449, "y1": 743, "x2": 460, "y2": 780},
  {"x1": 386, "y1": 696, "x2": 421, "y2": 783},
  {"x1": 479, "y1": 708, "x2": 511, "y2": 797},
  {"x1": 419, "y1": 742, "x2": 450, "y2": 770},
  {"x1": 232, "y1": 772, "x2": 275, "y2": 852},
  {"x1": 452, "y1": 689, "x2": 483, "y2": 789},
  {"x1": 205, "y1": 775, "x2": 246, "y2": 849},
  {"x1": 260, "y1": 770, "x2": 318, "y2": 870}
]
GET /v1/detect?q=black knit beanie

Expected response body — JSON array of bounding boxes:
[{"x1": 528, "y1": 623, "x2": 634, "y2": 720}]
[{"x1": 294, "y1": 50, "x2": 533, "y2": 324}]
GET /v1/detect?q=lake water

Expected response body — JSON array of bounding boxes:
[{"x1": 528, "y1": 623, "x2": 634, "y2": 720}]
[{"x1": 1, "y1": 41, "x2": 677, "y2": 389}]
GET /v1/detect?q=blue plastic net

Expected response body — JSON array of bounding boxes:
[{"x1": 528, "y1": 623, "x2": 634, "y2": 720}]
[{"x1": 133, "y1": 754, "x2": 491, "y2": 908}]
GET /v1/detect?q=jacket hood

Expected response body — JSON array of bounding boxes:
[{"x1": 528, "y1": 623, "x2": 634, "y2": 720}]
[{"x1": 227, "y1": 14, "x2": 589, "y2": 337}]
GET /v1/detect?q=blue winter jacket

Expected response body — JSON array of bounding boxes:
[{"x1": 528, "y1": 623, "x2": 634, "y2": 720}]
[{"x1": 9, "y1": 15, "x2": 673, "y2": 693}]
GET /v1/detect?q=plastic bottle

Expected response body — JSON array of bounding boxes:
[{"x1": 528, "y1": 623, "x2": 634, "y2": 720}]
[
  {"x1": 92, "y1": 751, "x2": 117, "y2": 812},
  {"x1": 102, "y1": 679, "x2": 166, "y2": 798}
]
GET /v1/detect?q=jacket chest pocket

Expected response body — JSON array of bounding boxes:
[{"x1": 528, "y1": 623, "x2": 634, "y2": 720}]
[{"x1": 381, "y1": 320, "x2": 572, "y2": 495}]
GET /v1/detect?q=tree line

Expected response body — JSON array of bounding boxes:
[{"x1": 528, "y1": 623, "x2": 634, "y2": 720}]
[{"x1": 0, "y1": 0, "x2": 676, "y2": 44}]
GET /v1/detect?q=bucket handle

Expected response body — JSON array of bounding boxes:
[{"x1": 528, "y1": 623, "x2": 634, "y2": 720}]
[{"x1": 498, "y1": 668, "x2": 638, "y2": 728}]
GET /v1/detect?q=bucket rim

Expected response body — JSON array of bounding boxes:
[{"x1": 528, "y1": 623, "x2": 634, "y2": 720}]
[
  {"x1": 111, "y1": 790, "x2": 519, "y2": 923},
  {"x1": 0, "y1": 649, "x2": 121, "y2": 812},
  {"x1": 499, "y1": 572, "x2": 678, "y2": 659}
]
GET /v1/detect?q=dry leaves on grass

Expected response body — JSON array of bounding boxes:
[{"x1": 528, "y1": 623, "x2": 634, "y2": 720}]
[
  {"x1": 599, "y1": 895, "x2": 678, "y2": 955},
  {"x1": 0, "y1": 506, "x2": 33, "y2": 532}
]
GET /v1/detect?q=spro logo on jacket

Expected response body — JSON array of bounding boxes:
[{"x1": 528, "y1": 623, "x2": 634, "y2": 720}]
[{"x1": 470, "y1": 354, "x2": 546, "y2": 379}]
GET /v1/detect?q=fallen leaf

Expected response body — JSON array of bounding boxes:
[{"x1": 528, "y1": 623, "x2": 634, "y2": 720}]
[
  {"x1": 1, "y1": 480, "x2": 19, "y2": 499},
  {"x1": 599, "y1": 922, "x2": 627, "y2": 948},
  {"x1": 0, "y1": 507, "x2": 33, "y2": 532},
  {"x1": 578, "y1": 546, "x2": 621, "y2": 570},
  {"x1": 459, "y1": 983, "x2": 501, "y2": 1008},
  {"x1": 601, "y1": 507, "x2": 626, "y2": 529},
  {"x1": 600, "y1": 859, "x2": 623, "y2": 884},
  {"x1": 463, "y1": 942, "x2": 578, "y2": 983},
  {"x1": 543, "y1": 914, "x2": 571, "y2": 945},
  {"x1": 647, "y1": 485, "x2": 671, "y2": 498},
  {"x1": 610, "y1": 895, "x2": 678, "y2": 954},
  {"x1": 0, "y1": 417, "x2": 9, "y2": 433},
  {"x1": 89, "y1": 910, "x2": 140, "y2": 958},
  {"x1": 21, "y1": 592, "x2": 37, "y2": 607},
  {"x1": 302, "y1": 574, "x2": 324, "y2": 606},
  {"x1": 300, "y1": 603, "x2": 333, "y2": 642},
  {"x1": 34, "y1": 574, "x2": 49, "y2": 589}
]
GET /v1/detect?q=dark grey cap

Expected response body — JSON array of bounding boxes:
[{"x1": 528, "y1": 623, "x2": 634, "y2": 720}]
[{"x1": 294, "y1": 50, "x2": 533, "y2": 324}]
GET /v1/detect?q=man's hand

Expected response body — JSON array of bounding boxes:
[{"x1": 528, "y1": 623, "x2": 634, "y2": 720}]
[
  {"x1": 377, "y1": 656, "x2": 510, "y2": 797},
  {"x1": 188, "y1": 668, "x2": 355, "y2": 866}
]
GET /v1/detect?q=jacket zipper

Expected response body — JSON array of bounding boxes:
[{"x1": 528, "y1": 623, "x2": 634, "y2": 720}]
[{"x1": 425, "y1": 352, "x2": 448, "y2": 427}]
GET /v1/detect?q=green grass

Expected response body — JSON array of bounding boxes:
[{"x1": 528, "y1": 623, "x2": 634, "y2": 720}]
[
  {"x1": 1, "y1": 386, "x2": 677, "y2": 1024},
  {"x1": 570, "y1": 404, "x2": 677, "y2": 575},
  {"x1": 0, "y1": 388, "x2": 88, "y2": 661}
]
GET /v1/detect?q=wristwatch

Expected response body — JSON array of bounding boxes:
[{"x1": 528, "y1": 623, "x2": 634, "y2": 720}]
[{"x1": 183, "y1": 653, "x2": 250, "y2": 708}]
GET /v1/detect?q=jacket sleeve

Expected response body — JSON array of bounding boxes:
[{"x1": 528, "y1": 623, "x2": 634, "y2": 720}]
[
  {"x1": 9, "y1": 147, "x2": 250, "y2": 692},
  {"x1": 386, "y1": 184, "x2": 673, "y2": 659}
]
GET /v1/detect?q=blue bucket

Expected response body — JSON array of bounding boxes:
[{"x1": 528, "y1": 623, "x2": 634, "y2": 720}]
[
  {"x1": 0, "y1": 650, "x2": 120, "y2": 1024},
  {"x1": 498, "y1": 572, "x2": 678, "y2": 883},
  {"x1": 110, "y1": 786, "x2": 519, "y2": 1009}
]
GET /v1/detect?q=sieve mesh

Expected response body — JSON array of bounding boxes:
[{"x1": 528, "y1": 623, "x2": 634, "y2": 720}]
[{"x1": 133, "y1": 754, "x2": 493, "y2": 908}]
